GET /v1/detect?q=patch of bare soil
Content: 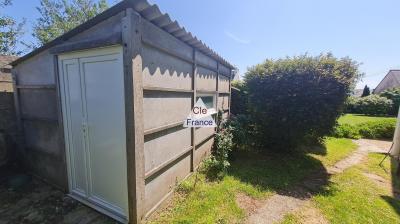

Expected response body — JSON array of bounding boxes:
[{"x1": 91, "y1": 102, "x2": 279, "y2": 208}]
[
  {"x1": 327, "y1": 150, "x2": 366, "y2": 174},
  {"x1": 235, "y1": 193, "x2": 265, "y2": 216},
  {"x1": 0, "y1": 174, "x2": 115, "y2": 224},
  {"x1": 362, "y1": 172, "x2": 400, "y2": 199},
  {"x1": 290, "y1": 201, "x2": 329, "y2": 224},
  {"x1": 245, "y1": 192, "x2": 307, "y2": 224}
]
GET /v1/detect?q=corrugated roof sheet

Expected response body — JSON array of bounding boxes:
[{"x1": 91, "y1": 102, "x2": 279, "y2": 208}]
[{"x1": 12, "y1": 0, "x2": 235, "y2": 70}]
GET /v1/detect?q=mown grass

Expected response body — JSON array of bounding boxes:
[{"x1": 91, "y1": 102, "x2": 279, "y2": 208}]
[
  {"x1": 149, "y1": 138, "x2": 357, "y2": 224},
  {"x1": 334, "y1": 114, "x2": 396, "y2": 139},
  {"x1": 362, "y1": 153, "x2": 400, "y2": 193},
  {"x1": 281, "y1": 152, "x2": 400, "y2": 224},
  {"x1": 307, "y1": 137, "x2": 357, "y2": 167},
  {"x1": 338, "y1": 114, "x2": 396, "y2": 125},
  {"x1": 314, "y1": 168, "x2": 400, "y2": 224}
]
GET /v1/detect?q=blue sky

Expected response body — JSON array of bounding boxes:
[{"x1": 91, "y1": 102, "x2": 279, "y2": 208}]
[{"x1": 5, "y1": 0, "x2": 400, "y2": 89}]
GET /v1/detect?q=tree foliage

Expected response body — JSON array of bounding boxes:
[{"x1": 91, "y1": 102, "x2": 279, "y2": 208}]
[
  {"x1": 33, "y1": 0, "x2": 108, "y2": 46},
  {"x1": 0, "y1": 0, "x2": 25, "y2": 55},
  {"x1": 244, "y1": 53, "x2": 362, "y2": 151},
  {"x1": 231, "y1": 80, "x2": 248, "y2": 115},
  {"x1": 361, "y1": 85, "x2": 370, "y2": 97},
  {"x1": 380, "y1": 87, "x2": 400, "y2": 115}
]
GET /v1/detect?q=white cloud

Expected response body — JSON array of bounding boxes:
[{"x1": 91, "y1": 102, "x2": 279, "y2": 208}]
[{"x1": 224, "y1": 30, "x2": 251, "y2": 44}]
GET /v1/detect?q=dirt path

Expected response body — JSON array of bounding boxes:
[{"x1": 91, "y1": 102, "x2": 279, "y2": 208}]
[{"x1": 244, "y1": 139, "x2": 391, "y2": 224}]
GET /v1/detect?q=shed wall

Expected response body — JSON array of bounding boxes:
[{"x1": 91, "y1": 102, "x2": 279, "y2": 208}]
[
  {"x1": 13, "y1": 12, "x2": 125, "y2": 189},
  {"x1": 140, "y1": 18, "x2": 232, "y2": 217},
  {"x1": 13, "y1": 7, "x2": 232, "y2": 222}
]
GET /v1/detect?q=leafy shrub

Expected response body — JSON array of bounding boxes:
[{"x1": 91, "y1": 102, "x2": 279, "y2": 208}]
[
  {"x1": 345, "y1": 95, "x2": 393, "y2": 115},
  {"x1": 226, "y1": 114, "x2": 255, "y2": 151},
  {"x1": 333, "y1": 120, "x2": 395, "y2": 139},
  {"x1": 244, "y1": 53, "x2": 362, "y2": 151},
  {"x1": 201, "y1": 113, "x2": 233, "y2": 180},
  {"x1": 333, "y1": 124, "x2": 361, "y2": 139},
  {"x1": 231, "y1": 81, "x2": 248, "y2": 115},
  {"x1": 380, "y1": 87, "x2": 400, "y2": 115}
]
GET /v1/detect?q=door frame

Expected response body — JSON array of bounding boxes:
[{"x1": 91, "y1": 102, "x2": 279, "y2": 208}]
[{"x1": 57, "y1": 45, "x2": 129, "y2": 223}]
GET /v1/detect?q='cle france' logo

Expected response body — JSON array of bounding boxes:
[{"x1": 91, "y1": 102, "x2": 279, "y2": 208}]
[{"x1": 183, "y1": 98, "x2": 216, "y2": 128}]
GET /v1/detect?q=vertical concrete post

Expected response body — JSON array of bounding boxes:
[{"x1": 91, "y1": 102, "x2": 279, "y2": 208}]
[
  {"x1": 190, "y1": 49, "x2": 197, "y2": 172},
  {"x1": 11, "y1": 70, "x2": 24, "y2": 160},
  {"x1": 122, "y1": 8, "x2": 145, "y2": 224},
  {"x1": 53, "y1": 55, "x2": 69, "y2": 191},
  {"x1": 391, "y1": 106, "x2": 400, "y2": 157},
  {"x1": 215, "y1": 62, "x2": 219, "y2": 126}
]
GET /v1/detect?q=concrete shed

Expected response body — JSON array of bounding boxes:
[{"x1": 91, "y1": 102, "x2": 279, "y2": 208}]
[{"x1": 10, "y1": 0, "x2": 234, "y2": 223}]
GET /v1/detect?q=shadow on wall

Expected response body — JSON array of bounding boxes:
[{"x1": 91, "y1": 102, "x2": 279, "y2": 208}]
[{"x1": 0, "y1": 92, "x2": 17, "y2": 166}]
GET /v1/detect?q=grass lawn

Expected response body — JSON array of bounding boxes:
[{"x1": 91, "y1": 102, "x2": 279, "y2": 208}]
[
  {"x1": 148, "y1": 138, "x2": 357, "y2": 224},
  {"x1": 308, "y1": 137, "x2": 357, "y2": 167},
  {"x1": 338, "y1": 114, "x2": 396, "y2": 125},
  {"x1": 281, "y1": 152, "x2": 400, "y2": 224}
]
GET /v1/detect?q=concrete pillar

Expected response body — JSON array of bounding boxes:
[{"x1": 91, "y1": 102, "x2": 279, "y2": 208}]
[{"x1": 391, "y1": 106, "x2": 400, "y2": 157}]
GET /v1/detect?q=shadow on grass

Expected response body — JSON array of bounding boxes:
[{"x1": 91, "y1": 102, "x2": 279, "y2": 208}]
[
  {"x1": 381, "y1": 195, "x2": 400, "y2": 216},
  {"x1": 228, "y1": 148, "x2": 334, "y2": 199},
  {"x1": 382, "y1": 156, "x2": 400, "y2": 215}
]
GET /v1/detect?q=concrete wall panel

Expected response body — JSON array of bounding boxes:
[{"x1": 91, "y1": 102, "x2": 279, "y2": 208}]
[
  {"x1": 142, "y1": 44, "x2": 192, "y2": 90},
  {"x1": 195, "y1": 51, "x2": 217, "y2": 70},
  {"x1": 194, "y1": 137, "x2": 214, "y2": 167},
  {"x1": 195, "y1": 127, "x2": 215, "y2": 146},
  {"x1": 218, "y1": 75, "x2": 230, "y2": 93},
  {"x1": 219, "y1": 64, "x2": 231, "y2": 77},
  {"x1": 24, "y1": 145, "x2": 67, "y2": 188},
  {"x1": 15, "y1": 50, "x2": 55, "y2": 85},
  {"x1": 144, "y1": 154, "x2": 191, "y2": 213},
  {"x1": 218, "y1": 95, "x2": 229, "y2": 110},
  {"x1": 144, "y1": 126, "x2": 191, "y2": 173},
  {"x1": 23, "y1": 120, "x2": 60, "y2": 156},
  {"x1": 68, "y1": 12, "x2": 124, "y2": 41},
  {"x1": 143, "y1": 91, "x2": 191, "y2": 130},
  {"x1": 19, "y1": 89, "x2": 58, "y2": 120},
  {"x1": 142, "y1": 20, "x2": 193, "y2": 61},
  {"x1": 196, "y1": 67, "x2": 216, "y2": 91}
]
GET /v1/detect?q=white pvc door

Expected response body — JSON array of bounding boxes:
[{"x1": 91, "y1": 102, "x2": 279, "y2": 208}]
[{"x1": 59, "y1": 46, "x2": 128, "y2": 221}]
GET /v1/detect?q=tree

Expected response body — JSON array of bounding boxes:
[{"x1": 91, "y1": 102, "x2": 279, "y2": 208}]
[
  {"x1": 361, "y1": 85, "x2": 370, "y2": 97},
  {"x1": 244, "y1": 53, "x2": 362, "y2": 151},
  {"x1": 380, "y1": 87, "x2": 400, "y2": 115},
  {"x1": 0, "y1": 0, "x2": 25, "y2": 55},
  {"x1": 33, "y1": 0, "x2": 108, "y2": 46}
]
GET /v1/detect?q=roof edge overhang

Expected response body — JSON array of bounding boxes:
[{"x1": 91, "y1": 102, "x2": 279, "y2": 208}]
[{"x1": 11, "y1": 0, "x2": 235, "y2": 70}]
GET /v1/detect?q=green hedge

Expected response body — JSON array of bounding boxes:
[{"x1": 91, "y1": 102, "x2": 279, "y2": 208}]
[
  {"x1": 244, "y1": 54, "x2": 362, "y2": 151},
  {"x1": 345, "y1": 95, "x2": 393, "y2": 116},
  {"x1": 333, "y1": 119, "x2": 395, "y2": 139}
]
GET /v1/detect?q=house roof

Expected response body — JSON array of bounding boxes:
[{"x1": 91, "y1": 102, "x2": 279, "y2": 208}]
[
  {"x1": 11, "y1": 0, "x2": 235, "y2": 70},
  {"x1": 373, "y1": 70, "x2": 400, "y2": 93}
]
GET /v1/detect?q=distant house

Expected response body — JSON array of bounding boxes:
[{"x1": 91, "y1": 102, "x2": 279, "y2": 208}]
[
  {"x1": 352, "y1": 89, "x2": 363, "y2": 97},
  {"x1": 373, "y1": 70, "x2": 400, "y2": 94},
  {"x1": 0, "y1": 55, "x2": 18, "y2": 92}
]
